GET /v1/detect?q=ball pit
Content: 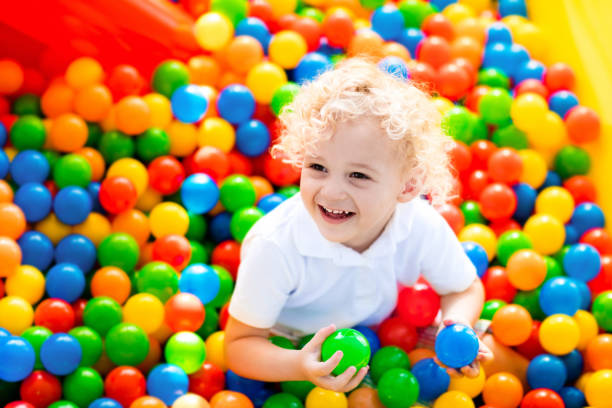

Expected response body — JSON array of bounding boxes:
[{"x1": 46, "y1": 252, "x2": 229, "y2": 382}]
[{"x1": 0, "y1": 0, "x2": 611, "y2": 407}]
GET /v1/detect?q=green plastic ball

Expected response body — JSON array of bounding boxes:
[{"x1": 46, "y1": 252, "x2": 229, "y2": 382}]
[
  {"x1": 136, "y1": 128, "x2": 170, "y2": 162},
  {"x1": 41, "y1": 150, "x2": 60, "y2": 172},
  {"x1": 460, "y1": 201, "x2": 486, "y2": 225},
  {"x1": 360, "y1": 0, "x2": 386, "y2": 9},
  {"x1": 377, "y1": 368, "x2": 419, "y2": 408},
  {"x1": 196, "y1": 306, "x2": 219, "y2": 340},
  {"x1": 21, "y1": 326, "x2": 52, "y2": 369},
  {"x1": 271, "y1": 82, "x2": 300, "y2": 117},
  {"x1": 189, "y1": 241, "x2": 210, "y2": 265},
  {"x1": 105, "y1": 323, "x2": 149, "y2": 366},
  {"x1": 478, "y1": 87, "x2": 513, "y2": 126},
  {"x1": 63, "y1": 367, "x2": 104, "y2": 408},
  {"x1": 230, "y1": 206, "x2": 264, "y2": 242},
  {"x1": 480, "y1": 299, "x2": 507, "y2": 320},
  {"x1": 152, "y1": 60, "x2": 190, "y2": 99},
  {"x1": 492, "y1": 124, "x2": 528, "y2": 150},
  {"x1": 281, "y1": 381, "x2": 316, "y2": 401},
  {"x1": 442, "y1": 107, "x2": 473, "y2": 145},
  {"x1": 83, "y1": 297, "x2": 123, "y2": 337},
  {"x1": 270, "y1": 336, "x2": 296, "y2": 350},
  {"x1": 13, "y1": 93, "x2": 41, "y2": 116},
  {"x1": 48, "y1": 401, "x2": 79, "y2": 408},
  {"x1": 593, "y1": 291, "x2": 612, "y2": 332},
  {"x1": 497, "y1": 231, "x2": 533, "y2": 266},
  {"x1": 278, "y1": 185, "x2": 300, "y2": 198},
  {"x1": 209, "y1": 265, "x2": 234, "y2": 308},
  {"x1": 298, "y1": 7, "x2": 325, "y2": 23},
  {"x1": 53, "y1": 154, "x2": 92, "y2": 188},
  {"x1": 478, "y1": 68, "x2": 510, "y2": 89},
  {"x1": 320, "y1": 328, "x2": 371, "y2": 376},
  {"x1": 68, "y1": 326, "x2": 103, "y2": 367},
  {"x1": 165, "y1": 331, "x2": 206, "y2": 374},
  {"x1": 10, "y1": 115, "x2": 46, "y2": 150},
  {"x1": 554, "y1": 145, "x2": 591, "y2": 179},
  {"x1": 220, "y1": 175, "x2": 257, "y2": 212},
  {"x1": 211, "y1": 0, "x2": 248, "y2": 26},
  {"x1": 544, "y1": 256, "x2": 564, "y2": 282},
  {"x1": 85, "y1": 122, "x2": 103, "y2": 147},
  {"x1": 263, "y1": 393, "x2": 304, "y2": 408},
  {"x1": 399, "y1": 0, "x2": 436, "y2": 28},
  {"x1": 513, "y1": 289, "x2": 545, "y2": 321},
  {"x1": 186, "y1": 212, "x2": 207, "y2": 241},
  {"x1": 98, "y1": 233, "x2": 140, "y2": 272},
  {"x1": 136, "y1": 261, "x2": 179, "y2": 303},
  {"x1": 99, "y1": 130, "x2": 135, "y2": 163},
  {"x1": 370, "y1": 346, "x2": 410, "y2": 384}
]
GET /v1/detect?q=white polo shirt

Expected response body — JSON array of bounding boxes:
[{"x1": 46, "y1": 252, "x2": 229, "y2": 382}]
[{"x1": 228, "y1": 194, "x2": 477, "y2": 338}]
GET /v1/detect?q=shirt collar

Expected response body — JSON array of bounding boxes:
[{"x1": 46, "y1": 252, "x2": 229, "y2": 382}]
[{"x1": 292, "y1": 197, "x2": 418, "y2": 267}]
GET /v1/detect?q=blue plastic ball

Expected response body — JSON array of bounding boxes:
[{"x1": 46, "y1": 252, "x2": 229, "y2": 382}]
[
  {"x1": 353, "y1": 325, "x2": 381, "y2": 356},
  {"x1": 507, "y1": 44, "x2": 530, "y2": 78},
  {"x1": 486, "y1": 23, "x2": 513, "y2": 44},
  {"x1": 527, "y1": 354, "x2": 567, "y2": 391},
  {"x1": 549, "y1": 91, "x2": 579, "y2": 119},
  {"x1": 226, "y1": 370, "x2": 272, "y2": 406},
  {"x1": 539, "y1": 170, "x2": 563, "y2": 190},
  {"x1": 564, "y1": 224, "x2": 579, "y2": 245},
  {"x1": 564, "y1": 243, "x2": 601, "y2": 282},
  {"x1": 14, "y1": 182, "x2": 52, "y2": 222},
  {"x1": 435, "y1": 324, "x2": 479, "y2": 368},
  {"x1": 430, "y1": 0, "x2": 457, "y2": 11},
  {"x1": 411, "y1": 358, "x2": 450, "y2": 402},
  {"x1": 316, "y1": 38, "x2": 344, "y2": 57},
  {"x1": 575, "y1": 279, "x2": 592, "y2": 310},
  {"x1": 18, "y1": 231, "x2": 54, "y2": 271},
  {"x1": 378, "y1": 56, "x2": 408, "y2": 81},
  {"x1": 88, "y1": 398, "x2": 123, "y2": 408},
  {"x1": 209, "y1": 212, "x2": 233, "y2": 243},
  {"x1": 87, "y1": 182, "x2": 105, "y2": 213},
  {"x1": 539, "y1": 276, "x2": 581, "y2": 316},
  {"x1": 371, "y1": 5, "x2": 405, "y2": 41},
  {"x1": 179, "y1": 263, "x2": 221, "y2": 305},
  {"x1": 512, "y1": 183, "x2": 537, "y2": 224},
  {"x1": 10, "y1": 149, "x2": 49, "y2": 186},
  {"x1": 0, "y1": 328, "x2": 9, "y2": 337},
  {"x1": 40, "y1": 333, "x2": 82, "y2": 376},
  {"x1": 53, "y1": 186, "x2": 92, "y2": 225},
  {"x1": 257, "y1": 193, "x2": 286, "y2": 214},
  {"x1": 514, "y1": 60, "x2": 545, "y2": 83},
  {"x1": 499, "y1": 0, "x2": 528, "y2": 17},
  {"x1": 181, "y1": 173, "x2": 219, "y2": 215},
  {"x1": 0, "y1": 336, "x2": 35, "y2": 382},
  {"x1": 294, "y1": 52, "x2": 332, "y2": 85},
  {"x1": 236, "y1": 120, "x2": 270, "y2": 157},
  {"x1": 45, "y1": 262, "x2": 86, "y2": 303},
  {"x1": 235, "y1": 17, "x2": 271, "y2": 50},
  {"x1": 397, "y1": 28, "x2": 424, "y2": 58},
  {"x1": 482, "y1": 43, "x2": 512, "y2": 75},
  {"x1": 559, "y1": 386, "x2": 586, "y2": 408},
  {"x1": 0, "y1": 150, "x2": 8, "y2": 179},
  {"x1": 55, "y1": 234, "x2": 97, "y2": 274},
  {"x1": 559, "y1": 349, "x2": 583, "y2": 384},
  {"x1": 570, "y1": 202, "x2": 605, "y2": 237},
  {"x1": 217, "y1": 84, "x2": 256, "y2": 125},
  {"x1": 171, "y1": 84, "x2": 208, "y2": 124},
  {"x1": 462, "y1": 241, "x2": 489, "y2": 278},
  {"x1": 0, "y1": 122, "x2": 6, "y2": 147},
  {"x1": 147, "y1": 364, "x2": 189, "y2": 406}
]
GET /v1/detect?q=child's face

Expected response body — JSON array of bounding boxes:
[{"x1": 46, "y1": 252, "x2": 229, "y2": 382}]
[{"x1": 300, "y1": 117, "x2": 415, "y2": 253}]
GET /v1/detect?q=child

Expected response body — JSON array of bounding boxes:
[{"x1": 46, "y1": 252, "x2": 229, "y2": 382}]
[{"x1": 224, "y1": 57, "x2": 494, "y2": 393}]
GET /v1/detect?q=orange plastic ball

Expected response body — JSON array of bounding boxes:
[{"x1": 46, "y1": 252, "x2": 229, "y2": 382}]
[
  {"x1": 76, "y1": 147, "x2": 106, "y2": 182},
  {"x1": 0, "y1": 237, "x2": 21, "y2": 278},
  {"x1": 90, "y1": 266, "x2": 132, "y2": 305},
  {"x1": 189, "y1": 56, "x2": 221, "y2": 87},
  {"x1": 0, "y1": 59, "x2": 24, "y2": 94},
  {"x1": 227, "y1": 36, "x2": 264, "y2": 74},
  {"x1": 164, "y1": 292, "x2": 206, "y2": 332},
  {"x1": 129, "y1": 396, "x2": 167, "y2": 408},
  {"x1": 210, "y1": 391, "x2": 254, "y2": 408},
  {"x1": 50, "y1": 113, "x2": 88, "y2": 152},
  {"x1": 347, "y1": 387, "x2": 385, "y2": 408},
  {"x1": 74, "y1": 83, "x2": 113, "y2": 122},
  {"x1": 586, "y1": 334, "x2": 612, "y2": 371},
  {"x1": 482, "y1": 372, "x2": 524, "y2": 408},
  {"x1": 491, "y1": 304, "x2": 533, "y2": 346},
  {"x1": 115, "y1": 96, "x2": 151, "y2": 135},
  {"x1": 506, "y1": 249, "x2": 547, "y2": 291},
  {"x1": 112, "y1": 209, "x2": 151, "y2": 247},
  {"x1": 0, "y1": 180, "x2": 13, "y2": 203},
  {"x1": 41, "y1": 80, "x2": 75, "y2": 118},
  {"x1": 0, "y1": 203, "x2": 26, "y2": 240}
]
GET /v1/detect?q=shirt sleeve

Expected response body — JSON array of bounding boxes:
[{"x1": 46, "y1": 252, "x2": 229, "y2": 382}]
[
  {"x1": 417, "y1": 204, "x2": 477, "y2": 295},
  {"x1": 228, "y1": 234, "x2": 296, "y2": 329}
]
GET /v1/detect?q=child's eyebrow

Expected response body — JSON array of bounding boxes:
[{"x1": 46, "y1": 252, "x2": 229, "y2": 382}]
[{"x1": 349, "y1": 162, "x2": 379, "y2": 175}]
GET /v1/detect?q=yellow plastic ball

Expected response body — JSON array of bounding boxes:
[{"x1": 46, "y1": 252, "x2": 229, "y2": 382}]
[
  {"x1": 576, "y1": 372, "x2": 593, "y2": 393},
  {"x1": 198, "y1": 117, "x2": 236, "y2": 153},
  {"x1": 526, "y1": 111, "x2": 568, "y2": 152},
  {"x1": 107, "y1": 158, "x2": 149, "y2": 197},
  {"x1": 458, "y1": 0, "x2": 491, "y2": 14},
  {"x1": 434, "y1": 391, "x2": 475, "y2": 408},
  {"x1": 501, "y1": 15, "x2": 528, "y2": 33},
  {"x1": 172, "y1": 393, "x2": 210, "y2": 408},
  {"x1": 510, "y1": 93, "x2": 548, "y2": 132},
  {"x1": 0, "y1": 296, "x2": 34, "y2": 335},
  {"x1": 518, "y1": 149, "x2": 547, "y2": 189},
  {"x1": 574, "y1": 310, "x2": 599, "y2": 350},
  {"x1": 306, "y1": 387, "x2": 348, "y2": 408},
  {"x1": 433, "y1": 97, "x2": 455, "y2": 115},
  {"x1": 72, "y1": 213, "x2": 112, "y2": 247},
  {"x1": 65, "y1": 57, "x2": 104, "y2": 89},
  {"x1": 123, "y1": 293, "x2": 165, "y2": 334},
  {"x1": 5, "y1": 265, "x2": 45, "y2": 305},
  {"x1": 585, "y1": 369, "x2": 612, "y2": 408},
  {"x1": 167, "y1": 120, "x2": 198, "y2": 157},
  {"x1": 246, "y1": 62, "x2": 288, "y2": 104},
  {"x1": 513, "y1": 22, "x2": 546, "y2": 62},
  {"x1": 267, "y1": 0, "x2": 298, "y2": 17},
  {"x1": 136, "y1": 187, "x2": 163, "y2": 213},
  {"x1": 149, "y1": 202, "x2": 189, "y2": 238},
  {"x1": 448, "y1": 366, "x2": 485, "y2": 398},
  {"x1": 539, "y1": 314, "x2": 580, "y2": 355},
  {"x1": 35, "y1": 213, "x2": 72, "y2": 245},
  {"x1": 151, "y1": 321, "x2": 174, "y2": 344},
  {"x1": 535, "y1": 186, "x2": 575, "y2": 224},
  {"x1": 205, "y1": 331, "x2": 227, "y2": 371},
  {"x1": 442, "y1": 4, "x2": 476, "y2": 25},
  {"x1": 194, "y1": 12, "x2": 234, "y2": 52},
  {"x1": 354, "y1": 18, "x2": 371, "y2": 30},
  {"x1": 269, "y1": 31, "x2": 308, "y2": 69},
  {"x1": 143, "y1": 93, "x2": 172, "y2": 129},
  {"x1": 458, "y1": 224, "x2": 497, "y2": 261},
  {"x1": 523, "y1": 214, "x2": 566, "y2": 255}
]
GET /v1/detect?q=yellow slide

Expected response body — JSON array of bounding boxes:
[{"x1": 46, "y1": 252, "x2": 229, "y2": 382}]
[{"x1": 528, "y1": 0, "x2": 612, "y2": 231}]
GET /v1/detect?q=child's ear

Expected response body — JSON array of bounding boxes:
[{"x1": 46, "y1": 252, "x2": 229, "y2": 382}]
[{"x1": 397, "y1": 178, "x2": 419, "y2": 203}]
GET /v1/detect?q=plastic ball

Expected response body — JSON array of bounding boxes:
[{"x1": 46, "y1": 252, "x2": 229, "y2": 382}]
[
  {"x1": 321, "y1": 328, "x2": 371, "y2": 376},
  {"x1": 52, "y1": 186, "x2": 92, "y2": 226},
  {"x1": 396, "y1": 282, "x2": 441, "y2": 327},
  {"x1": 14, "y1": 183, "x2": 52, "y2": 223},
  {"x1": 152, "y1": 61, "x2": 190, "y2": 99},
  {"x1": 152, "y1": 234, "x2": 192, "y2": 271},
  {"x1": 19, "y1": 370, "x2": 63, "y2": 408},
  {"x1": 150, "y1": 202, "x2": 190, "y2": 238},
  {"x1": 21, "y1": 326, "x2": 52, "y2": 370},
  {"x1": 179, "y1": 263, "x2": 221, "y2": 306},
  {"x1": 217, "y1": 84, "x2": 256, "y2": 125},
  {"x1": 115, "y1": 96, "x2": 151, "y2": 136},
  {"x1": 104, "y1": 366, "x2": 147, "y2": 408},
  {"x1": 146, "y1": 364, "x2": 189, "y2": 406},
  {"x1": 539, "y1": 276, "x2": 582, "y2": 316},
  {"x1": 53, "y1": 153, "x2": 92, "y2": 189},
  {"x1": 123, "y1": 293, "x2": 165, "y2": 334},
  {"x1": 294, "y1": 52, "x2": 332, "y2": 85},
  {"x1": 10, "y1": 116, "x2": 46, "y2": 151},
  {"x1": 0, "y1": 335, "x2": 35, "y2": 382},
  {"x1": 269, "y1": 30, "x2": 308, "y2": 69},
  {"x1": 539, "y1": 314, "x2": 580, "y2": 355},
  {"x1": 165, "y1": 332, "x2": 206, "y2": 375},
  {"x1": 40, "y1": 333, "x2": 82, "y2": 376},
  {"x1": 506, "y1": 249, "x2": 546, "y2": 291},
  {"x1": 105, "y1": 323, "x2": 149, "y2": 366},
  {"x1": 491, "y1": 304, "x2": 532, "y2": 346},
  {"x1": 68, "y1": 326, "x2": 102, "y2": 367},
  {"x1": 137, "y1": 261, "x2": 179, "y2": 303},
  {"x1": 592, "y1": 291, "x2": 612, "y2": 332},
  {"x1": 45, "y1": 263, "x2": 85, "y2": 303},
  {"x1": 523, "y1": 214, "x2": 565, "y2": 255},
  {"x1": 98, "y1": 232, "x2": 140, "y2": 272},
  {"x1": 83, "y1": 297, "x2": 123, "y2": 337},
  {"x1": 377, "y1": 368, "x2": 419, "y2": 408},
  {"x1": 230, "y1": 207, "x2": 264, "y2": 242},
  {"x1": 482, "y1": 372, "x2": 524, "y2": 408},
  {"x1": 435, "y1": 324, "x2": 479, "y2": 369},
  {"x1": 63, "y1": 367, "x2": 104, "y2": 408},
  {"x1": 210, "y1": 390, "x2": 255, "y2": 408},
  {"x1": 5, "y1": 265, "x2": 45, "y2": 305},
  {"x1": 246, "y1": 62, "x2": 288, "y2": 104},
  {"x1": 520, "y1": 388, "x2": 564, "y2": 408},
  {"x1": 235, "y1": 120, "x2": 270, "y2": 157},
  {"x1": 411, "y1": 358, "x2": 450, "y2": 402},
  {"x1": 164, "y1": 293, "x2": 205, "y2": 333},
  {"x1": 171, "y1": 85, "x2": 208, "y2": 124}
]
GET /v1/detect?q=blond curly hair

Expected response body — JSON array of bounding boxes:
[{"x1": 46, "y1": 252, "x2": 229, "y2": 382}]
[{"x1": 271, "y1": 57, "x2": 456, "y2": 207}]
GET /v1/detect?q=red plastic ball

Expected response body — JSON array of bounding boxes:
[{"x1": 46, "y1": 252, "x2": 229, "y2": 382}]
[
  {"x1": 488, "y1": 147, "x2": 523, "y2": 184},
  {"x1": 482, "y1": 266, "x2": 517, "y2": 303},
  {"x1": 417, "y1": 36, "x2": 451, "y2": 69},
  {"x1": 437, "y1": 203, "x2": 465, "y2": 235},
  {"x1": 291, "y1": 17, "x2": 322, "y2": 52},
  {"x1": 106, "y1": 64, "x2": 145, "y2": 101},
  {"x1": 227, "y1": 151, "x2": 254, "y2": 176},
  {"x1": 248, "y1": 0, "x2": 275, "y2": 31},
  {"x1": 277, "y1": 13, "x2": 299, "y2": 32},
  {"x1": 565, "y1": 105, "x2": 600, "y2": 144},
  {"x1": 588, "y1": 255, "x2": 612, "y2": 297},
  {"x1": 409, "y1": 61, "x2": 437, "y2": 90},
  {"x1": 104, "y1": 366, "x2": 146, "y2": 408},
  {"x1": 563, "y1": 175, "x2": 597, "y2": 204},
  {"x1": 479, "y1": 183, "x2": 517, "y2": 221},
  {"x1": 396, "y1": 282, "x2": 441, "y2": 327},
  {"x1": 422, "y1": 13, "x2": 454, "y2": 41},
  {"x1": 515, "y1": 79, "x2": 549, "y2": 99},
  {"x1": 34, "y1": 298, "x2": 75, "y2": 333},
  {"x1": 5, "y1": 402, "x2": 35, "y2": 408},
  {"x1": 377, "y1": 317, "x2": 418, "y2": 353},
  {"x1": 465, "y1": 169, "x2": 490, "y2": 200},
  {"x1": 581, "y1": 228, "x2": 612, "y2": 255},
  {"x1": 263, "y1": 153, "x2": 301, "y2": 187},
  {"x1": 489, "y1": 219, "x2": 521, "y2": 237},
  {"x1": 99, "y1": 176, "x2": 138, "y2": 214},
  {"x1": 165, "y1": 292, "x2": 205, "y2": 332},
  {"x1": 544, "y1": 62, "x2": 575, "y2": 92},
  {"x1": 211, "y1": 240, "x2": 241, "y2": 280},
  {"x1": 465, "y1": 85, "x2": 490, "y2": 112},
  {"x1": 20, "y1": 371, "x2": 62, "y2": 408},
  {"x1": 219, "y1": 302, "x2": 230, "y2": 330},
  {"x1": 448, "y1": 140, "x2": 472, "y2": 177},
  {"x1": 436, "y1": 62, "x2": 471, "y2": 101},
  {"x1": 515, "y1": 321, "x2": 545, "y2": 360},
  {"x1": 152, "y1": 234, "x2": 192, "y2": 271},
  {"x1": 520, "y1": 388, "x2": 564, "y2": 408},
  {"x1": 189, "y1": 146, "x2": 231, "y2": 180},
  {"x1": 189, "y1": 361, "x2": 226, "y2": 400},
  {"x1": 72, "y1": 298, "x2": 87, "y2": 327},
  {"x1": 470, "y1": 140, "x2": 497, "y2": 171},
  {"x1": 453, "y1": 57, "x2": 477, "y2": 86},
  {"x1": 148, "y1": 156, "x2": 185, "y2": 195},
  {"x1": 322, "y1": 10, "x2": 355, "y2": 48}
]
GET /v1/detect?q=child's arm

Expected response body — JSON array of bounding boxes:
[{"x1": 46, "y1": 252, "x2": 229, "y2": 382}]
[{"x1": 224, "y1": 316, "x2": 369, "y2": 392}]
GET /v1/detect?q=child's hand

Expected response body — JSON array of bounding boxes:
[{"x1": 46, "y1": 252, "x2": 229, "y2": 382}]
[
  {"x1": 435, "y1": 318, "x2": 494, "y2": 378},
  {"x1": 298, "y1": 324, "x2": 369, "y2": 393}
]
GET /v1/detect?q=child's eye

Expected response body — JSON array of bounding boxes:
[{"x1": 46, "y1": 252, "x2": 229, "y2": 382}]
[
  {"x1": 350, "y1": 172, "x2": 370, "y2": 180},
  {"x1": 308, "y1": 163, "x2": 326, "y2": 172}
]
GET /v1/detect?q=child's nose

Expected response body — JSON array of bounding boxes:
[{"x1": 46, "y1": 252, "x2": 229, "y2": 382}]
[{"x1": 320, "y1": 178, "x2": 348, "y2": 200}]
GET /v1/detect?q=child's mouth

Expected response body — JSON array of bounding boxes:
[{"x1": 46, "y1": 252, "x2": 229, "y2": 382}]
[{"x1": 318, "y1": 205, "x2": 355, "y2": 223}]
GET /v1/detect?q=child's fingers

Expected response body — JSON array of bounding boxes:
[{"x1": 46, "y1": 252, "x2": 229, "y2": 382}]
[
  {"x1": 341, "y1": 366, "x2": 369, "y2": 393},
  {"x1": 304, "y1": 324, "x2": 336, "y2": 350},
  {"x1": 327, "y1": 365, "x2": 357, "y2": 389},
  {"x1": 316, "y1": 350, "x2": 343, "y2": 377},
  {"x1": 460, "y1": 362, "x2": 480, "y2": 378}
]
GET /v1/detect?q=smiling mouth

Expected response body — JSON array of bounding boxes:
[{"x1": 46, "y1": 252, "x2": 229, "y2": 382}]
[{"x1": 318, "y1": 204, "x2": 355, "y2": 221}]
